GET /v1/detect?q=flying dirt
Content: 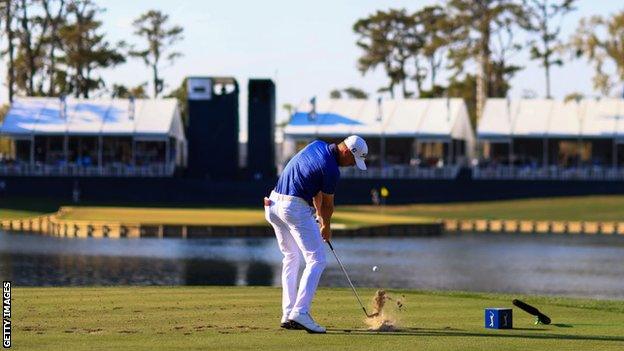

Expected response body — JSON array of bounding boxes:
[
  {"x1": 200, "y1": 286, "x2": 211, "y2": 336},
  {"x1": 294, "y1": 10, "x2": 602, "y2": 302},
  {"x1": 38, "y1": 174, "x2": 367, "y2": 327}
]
[{"x1": 365, "y1": 289, "x2": 406, "y2": 332}]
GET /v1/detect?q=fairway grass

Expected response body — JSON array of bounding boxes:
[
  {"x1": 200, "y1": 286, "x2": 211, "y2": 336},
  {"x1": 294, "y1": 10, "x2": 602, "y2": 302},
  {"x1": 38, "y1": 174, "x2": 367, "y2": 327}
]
[
  {"x1": 12, "y1": 287, "x2": 624, "y2": 351},
  {"x1": 342, "y1": 195, "x2": 624, "y2": 221},
  {"x1": 54, "y1": 206, "x2": 433, "y2": 228}
]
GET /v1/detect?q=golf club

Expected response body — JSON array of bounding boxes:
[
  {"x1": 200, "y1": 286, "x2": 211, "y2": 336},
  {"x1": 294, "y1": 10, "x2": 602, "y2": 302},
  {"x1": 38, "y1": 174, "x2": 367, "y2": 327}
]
[{"x1": 326, "y1": 240, "x2": 379, "y2": 318}]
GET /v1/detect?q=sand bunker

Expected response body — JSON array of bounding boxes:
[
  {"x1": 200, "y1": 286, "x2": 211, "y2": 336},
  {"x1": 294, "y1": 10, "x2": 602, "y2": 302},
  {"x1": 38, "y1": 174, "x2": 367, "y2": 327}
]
[{"x1": 365, "y1": 289, "x2": 406, "y2": 332}]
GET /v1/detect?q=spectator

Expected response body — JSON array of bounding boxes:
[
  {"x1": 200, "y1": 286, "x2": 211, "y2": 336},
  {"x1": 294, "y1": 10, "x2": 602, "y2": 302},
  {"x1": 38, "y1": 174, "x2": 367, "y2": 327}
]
[
  {"x1": 370, "y1": 188, "x2": 380, "y2": 206},
  {"x1": 72, "y1": 181, "x2": 81, "y2": 203}
]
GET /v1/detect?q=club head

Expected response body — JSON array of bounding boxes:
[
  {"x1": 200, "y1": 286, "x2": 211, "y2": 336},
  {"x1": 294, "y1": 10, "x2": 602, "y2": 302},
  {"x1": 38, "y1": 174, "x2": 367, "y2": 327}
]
[
  {"x1": 361, "y1": 307, "x2": 379, "y2": 318},
  {"x1": 539, "y1": 315, "x2": 552, "y2": 325}
]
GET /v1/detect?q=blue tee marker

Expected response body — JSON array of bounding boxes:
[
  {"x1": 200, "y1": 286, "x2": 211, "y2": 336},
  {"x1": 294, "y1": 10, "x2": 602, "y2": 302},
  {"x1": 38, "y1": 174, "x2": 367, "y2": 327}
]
[{"x1": 485, "y1": 308, "x2": 513, "y2": 329}]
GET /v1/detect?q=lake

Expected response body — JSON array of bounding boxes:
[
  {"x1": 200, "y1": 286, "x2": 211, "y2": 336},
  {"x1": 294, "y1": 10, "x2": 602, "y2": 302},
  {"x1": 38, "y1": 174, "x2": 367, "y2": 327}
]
[{"x1": 1, "y1": 231, "x2": 623, "y2": 299}]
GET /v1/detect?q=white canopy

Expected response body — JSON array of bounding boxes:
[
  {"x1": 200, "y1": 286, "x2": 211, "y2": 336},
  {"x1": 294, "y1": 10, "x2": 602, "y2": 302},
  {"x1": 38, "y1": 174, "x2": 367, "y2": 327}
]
[
  {"x1": 284, "y1": 98, "x2": 474, "y2": 142},
  {"x1": 479, "y1": 98, "x2": 624, "y2": 139},
  {"x1": 0, "y1": 97, "x2": 186, "y2": 143}
]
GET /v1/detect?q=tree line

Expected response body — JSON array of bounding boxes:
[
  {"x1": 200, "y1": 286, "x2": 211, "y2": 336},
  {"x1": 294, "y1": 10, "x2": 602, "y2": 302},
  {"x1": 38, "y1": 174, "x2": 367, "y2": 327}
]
[
  {"x1": 2, "y1": 1, "x2": 623, "y2": 126},
  {"x1": 0, "y1": 0, "x2": 183, "y2": 102},
  {"x1": 347, "y1": 0, "x2": 624, "y2": 122}
]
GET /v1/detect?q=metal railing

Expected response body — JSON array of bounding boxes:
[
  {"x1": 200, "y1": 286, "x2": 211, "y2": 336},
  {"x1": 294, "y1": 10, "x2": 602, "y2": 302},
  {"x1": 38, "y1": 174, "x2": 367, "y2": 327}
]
[
  {"x1": 473, "y1": 166, "x2": 624, "y2": 181},
  {"x1": 341, "y1": 165, "x2": 461, "y2": 179},
  {"x1": 0, "y1": 162, "x2": 176, "y2": 177}
]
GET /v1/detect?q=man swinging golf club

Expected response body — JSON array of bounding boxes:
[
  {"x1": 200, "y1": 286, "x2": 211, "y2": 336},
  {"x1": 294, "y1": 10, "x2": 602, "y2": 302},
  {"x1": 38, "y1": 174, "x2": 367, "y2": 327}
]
[{"x1": 264, "y1": 135, "x2": 368, "y2": 333}]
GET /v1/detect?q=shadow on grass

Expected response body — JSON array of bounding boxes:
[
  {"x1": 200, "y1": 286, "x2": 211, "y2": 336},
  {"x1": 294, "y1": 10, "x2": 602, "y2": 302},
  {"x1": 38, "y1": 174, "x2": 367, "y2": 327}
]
[
  {"x1": 325, "y1": 327, "x2": 624, "y2": 343},
  {"x1": 553, "y1": 323, "x2": 573, "y2": 328},
  {"x1": 0, "y1": 197, "x2": 62, "y2": 214}
]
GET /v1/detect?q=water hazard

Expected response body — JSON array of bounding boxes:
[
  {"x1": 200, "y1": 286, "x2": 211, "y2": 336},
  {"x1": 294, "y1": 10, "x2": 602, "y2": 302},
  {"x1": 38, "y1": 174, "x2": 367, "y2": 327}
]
[{"x1": 1, "y1": 231, "x2": 623, "y2": 299}]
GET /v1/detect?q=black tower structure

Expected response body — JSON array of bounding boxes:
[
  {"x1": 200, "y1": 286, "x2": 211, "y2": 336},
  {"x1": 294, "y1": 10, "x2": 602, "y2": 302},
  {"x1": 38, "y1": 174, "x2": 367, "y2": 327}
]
[
  {"x1": 186, "y1": 77, "x2": 239, "y2": 179},
  {"x1": 247, "y1": 79, "x2": 276, "y2": 179}
]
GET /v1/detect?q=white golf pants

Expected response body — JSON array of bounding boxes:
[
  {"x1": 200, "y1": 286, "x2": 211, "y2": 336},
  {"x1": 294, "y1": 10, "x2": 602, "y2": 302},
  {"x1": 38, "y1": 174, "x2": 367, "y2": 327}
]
[{"x1": 264, "y1": 191, "x2": 327, "y2": 317}]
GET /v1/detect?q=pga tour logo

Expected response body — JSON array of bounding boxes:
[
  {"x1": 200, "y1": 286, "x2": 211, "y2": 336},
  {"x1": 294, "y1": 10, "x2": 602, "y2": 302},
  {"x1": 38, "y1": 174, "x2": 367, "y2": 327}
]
[
  {"x1": 488, "y1": 310, "x2": 509, "y2": 328},
  {"x1": 3, "y1": 281, "x2": 10, "y2": 348}
]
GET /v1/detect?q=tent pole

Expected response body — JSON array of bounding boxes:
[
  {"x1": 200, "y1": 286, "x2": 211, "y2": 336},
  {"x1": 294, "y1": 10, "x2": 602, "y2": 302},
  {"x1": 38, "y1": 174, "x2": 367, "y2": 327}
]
[
  {"x1": 414, "y1": 138, "x2": 420, "y2": 165},
  {"x1": 448, "y1": 139, "x2": 453, "y2": 165},
  {"x1": 63, "y1": 131, "x2": 69, "y2": 175},
  {"x1": 165, "y1": 138, "x2": 170, "y2": 175},
  {"x1": 577, "y1": 135, "x2": 581, "y2": 168},
  {"x1": 415, "y1": 139, "x2": 421, "y2": 158},
  {"x1": 98, "y1": 135, "x2": 103, "y2": 174},
  {"x1": 30, "y1": 136, "x2": 34, "y2": 168},
  {"x1": 132, "y1": 137, "x2": 136, "y2": 167},
  {"x1": 78, "y1": 137, "x2": 82, "y2": 162},
  {"x1": 64, "y1": 134, "x2": 68, "y2": 171},
  {"x1": 613, "y1": 139, "x2": 617, "y2": 169},
  {"x1": 613, "y1": 115, "x2": 619, "y2": 169},
  {"x1": 542, "y1": 137, "x2": 548, "y2": 168},
  {"x1": 46, "y1": 137, "x2": 50, "y2": 164}
]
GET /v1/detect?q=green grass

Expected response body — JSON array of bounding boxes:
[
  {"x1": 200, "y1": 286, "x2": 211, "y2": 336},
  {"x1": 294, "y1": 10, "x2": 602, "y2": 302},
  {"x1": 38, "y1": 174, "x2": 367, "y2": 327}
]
[
  {"x1": 52, "y1": 206, "x2": 432, "y2": 227},
  {"x1": 342, "y1": 195, "x2": 624, "y2": 221},
  {"x1": 3, "y1": 195, "x2": 624, "y2": 225},
  {"x1": 12, "y1": 286, "x2": 624, "y2": 351}
]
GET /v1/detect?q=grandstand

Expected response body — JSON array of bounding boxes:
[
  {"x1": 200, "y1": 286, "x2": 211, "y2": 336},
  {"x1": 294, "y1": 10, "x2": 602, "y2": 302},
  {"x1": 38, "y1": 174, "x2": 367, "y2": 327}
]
[
  {"x1": 0, "y1": 97, "x2": 186, "y2": 177},
  {"x1": 283, "y1": 98, "x2": 475, "y2": 179},
  {"x1": 477, "y1": 98, "x2": 624, "y2": 180}
]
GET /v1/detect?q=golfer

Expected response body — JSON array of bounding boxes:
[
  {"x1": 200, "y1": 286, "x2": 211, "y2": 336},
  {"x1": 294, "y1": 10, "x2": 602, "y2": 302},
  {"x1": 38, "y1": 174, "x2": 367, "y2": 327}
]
[{"x1": 264, "y1": 135, "x2": 368, "y2": 333}]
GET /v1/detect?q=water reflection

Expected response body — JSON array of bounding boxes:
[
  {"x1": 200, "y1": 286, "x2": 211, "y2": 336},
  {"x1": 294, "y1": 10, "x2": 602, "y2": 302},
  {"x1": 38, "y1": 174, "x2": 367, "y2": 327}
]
[
  {"x1": 183, "y1": 258, "x2": 237, "y2": 286},
  {"x1": 246, "y1": 261, "x2": 274, "y2": 286},
  {"x1": 0, "y1": 252, "x2": 252, "y2": 286},
  {"x1": 1, "y1": 231, "x2": 624, "y2": 299}
]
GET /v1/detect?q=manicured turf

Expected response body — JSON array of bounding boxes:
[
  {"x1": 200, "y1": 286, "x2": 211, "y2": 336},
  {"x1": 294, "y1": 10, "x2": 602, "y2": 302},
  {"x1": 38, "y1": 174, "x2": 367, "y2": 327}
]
[
  {"x1": 342, "y1": 195, "x2": 624, "y2": 221},
  {"x1": 3, "y1": 195, "x2": 624, "y2": 224},
  {"x1": 12, "y1": 286, "x2": 624, "y2": 351},
  {"x1": 53, "y1": 206, "x2": 432, "y2": 227}
]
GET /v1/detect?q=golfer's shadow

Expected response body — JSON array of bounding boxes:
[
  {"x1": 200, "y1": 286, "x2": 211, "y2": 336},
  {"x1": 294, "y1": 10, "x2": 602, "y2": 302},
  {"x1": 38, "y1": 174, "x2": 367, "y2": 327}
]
[{"x1": 325, "y1": 327, "x2": 624, "y2": 343}]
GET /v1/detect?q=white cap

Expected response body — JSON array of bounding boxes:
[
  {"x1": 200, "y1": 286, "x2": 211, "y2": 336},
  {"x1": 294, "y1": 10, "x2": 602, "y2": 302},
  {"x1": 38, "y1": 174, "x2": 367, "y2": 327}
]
[{"x1": 344, "y1": 135, "x2": 368, "y2": 170}]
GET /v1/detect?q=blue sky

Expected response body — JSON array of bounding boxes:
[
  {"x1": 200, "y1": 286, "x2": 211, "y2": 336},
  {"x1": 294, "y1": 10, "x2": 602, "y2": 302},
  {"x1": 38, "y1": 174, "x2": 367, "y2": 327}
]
[{"x1": 1, "y1": 0, "x2": 622, "y2": 138}]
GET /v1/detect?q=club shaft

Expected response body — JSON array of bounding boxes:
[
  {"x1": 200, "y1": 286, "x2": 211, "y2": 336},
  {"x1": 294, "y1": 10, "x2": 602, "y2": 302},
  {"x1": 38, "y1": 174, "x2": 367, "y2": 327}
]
[{"x1": 327, "y1": 242, "x2": 368, "y2": 315}]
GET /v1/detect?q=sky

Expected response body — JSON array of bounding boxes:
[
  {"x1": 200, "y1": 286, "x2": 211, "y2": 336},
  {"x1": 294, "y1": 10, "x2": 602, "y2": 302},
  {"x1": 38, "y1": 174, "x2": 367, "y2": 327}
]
[{"x1": 0, "y1": 0, "x2": 622, "y2": 140}]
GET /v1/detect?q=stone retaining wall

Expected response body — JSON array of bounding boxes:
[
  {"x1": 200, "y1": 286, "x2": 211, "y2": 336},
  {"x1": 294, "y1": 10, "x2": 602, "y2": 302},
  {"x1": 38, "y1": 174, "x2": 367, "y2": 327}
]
[
  {"x1": 0, "y1": 214, "x2": 443, "y2": 238},
  {"x1": 443, "y1": 219, "x2": 624, "y2": 235}
]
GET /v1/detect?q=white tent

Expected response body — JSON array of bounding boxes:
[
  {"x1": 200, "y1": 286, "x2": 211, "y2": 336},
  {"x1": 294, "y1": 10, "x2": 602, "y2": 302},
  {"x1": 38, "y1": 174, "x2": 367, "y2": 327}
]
[
  {"x1": 478, "y1": 98, "x2": 624, "y2": 139},
  {"x1": 0, "y1": 97, "x2": 187, "y2": 172},
  {"x1": 1, "y1": 97, "x2": 185, "y2": 141},
  {"x1": 284, "y1": 98, "x2": 475, "y2": 155}
]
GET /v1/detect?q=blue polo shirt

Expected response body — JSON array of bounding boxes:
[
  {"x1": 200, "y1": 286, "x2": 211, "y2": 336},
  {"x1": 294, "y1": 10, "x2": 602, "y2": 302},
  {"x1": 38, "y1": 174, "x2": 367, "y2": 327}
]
[{"x1": 275, "y1": 140, "x2": 340, "y2": 205}]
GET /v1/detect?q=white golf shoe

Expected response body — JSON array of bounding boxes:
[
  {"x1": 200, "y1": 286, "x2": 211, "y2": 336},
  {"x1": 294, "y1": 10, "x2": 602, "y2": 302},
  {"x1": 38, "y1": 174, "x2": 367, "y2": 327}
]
[{"x1": 288, "y1": 311, "x2": 326, "y2": 334}]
